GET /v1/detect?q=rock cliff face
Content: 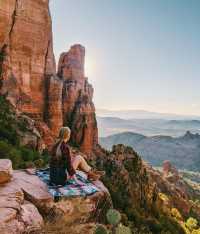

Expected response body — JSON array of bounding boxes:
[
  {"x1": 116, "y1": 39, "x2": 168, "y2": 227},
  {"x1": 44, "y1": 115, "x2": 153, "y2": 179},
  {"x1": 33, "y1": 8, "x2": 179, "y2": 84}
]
[
  {"x1": 0, "y1": 1, "x2": 98, "y2": 155},
  {"x1": 56, "y1": 45, "x2": 98, "y2": 155},
  {"x1": 0, "y1": 0, "x2": 56, "y2": 119},
  {"x1": 45, "y1": 44, "x2": 98, "y2": 155},
  {"x1": 94, "y1": 144, "x2": 200, "y2": 233}
]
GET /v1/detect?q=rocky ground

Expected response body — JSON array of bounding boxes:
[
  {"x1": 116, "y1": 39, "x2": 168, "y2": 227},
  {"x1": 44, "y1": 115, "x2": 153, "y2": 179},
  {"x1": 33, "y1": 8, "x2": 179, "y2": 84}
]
[{"x1": 0, "y1": 159, "x2": 111, "y2": 234}]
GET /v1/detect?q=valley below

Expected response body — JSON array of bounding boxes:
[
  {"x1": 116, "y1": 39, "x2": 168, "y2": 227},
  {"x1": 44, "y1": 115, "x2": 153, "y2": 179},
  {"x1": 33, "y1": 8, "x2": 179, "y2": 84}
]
[{"x1": 98, "y1": 117, "x2": 200, "y2": 171}]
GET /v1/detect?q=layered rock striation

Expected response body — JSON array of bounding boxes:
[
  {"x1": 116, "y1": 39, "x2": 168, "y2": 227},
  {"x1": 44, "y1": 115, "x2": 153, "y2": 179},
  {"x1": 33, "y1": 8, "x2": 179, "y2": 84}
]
[
  {"x1": 56, "y1": 45, "x2": 98, "y2": 155},
  {"x1": 45, "y1": 44, "x2": 98, "y2": 155},
  {"x1": 0, "y1": 1, "x2": 98, "y2": 155},
  {"x1": 0, "y1": 0, "x2": 56, "y2": 119}
]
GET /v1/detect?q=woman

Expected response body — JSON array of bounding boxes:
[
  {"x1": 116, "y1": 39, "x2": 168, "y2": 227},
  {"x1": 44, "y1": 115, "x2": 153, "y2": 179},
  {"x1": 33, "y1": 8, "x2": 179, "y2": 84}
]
[{"x1": 50, "y1": 126, "x2": 103, "y2": 185}]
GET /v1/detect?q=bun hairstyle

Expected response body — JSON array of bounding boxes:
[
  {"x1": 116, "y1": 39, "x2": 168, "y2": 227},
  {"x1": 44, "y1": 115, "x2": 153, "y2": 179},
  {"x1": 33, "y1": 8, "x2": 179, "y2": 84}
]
[{"x1": 59, "y1": 127, "x2": 71, "y2": 141}]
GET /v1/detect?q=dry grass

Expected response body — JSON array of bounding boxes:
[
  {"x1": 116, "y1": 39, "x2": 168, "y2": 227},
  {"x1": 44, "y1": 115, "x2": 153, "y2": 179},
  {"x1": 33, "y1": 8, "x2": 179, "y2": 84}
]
[{"x1": 42, "y1": 219, "x2": 96, "y2": 234}]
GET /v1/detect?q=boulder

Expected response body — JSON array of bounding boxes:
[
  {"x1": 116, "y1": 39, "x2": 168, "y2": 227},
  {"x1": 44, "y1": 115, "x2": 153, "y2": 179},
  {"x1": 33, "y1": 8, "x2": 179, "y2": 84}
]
[
  {"x1": 20, "y1": 201, "x2": 44, "y2": 232},
  {"x1": 0, "y1": 159, "x2": 13, "y2": 184},
  {"x1": 13, "y1": 170, "x2": 111, "y2": 223},
  {"x1": 0, "y1": 219, "x2": 25, "y2": 234},
  {"x1": 13, "y1": 170, "x2": 53, "y2": 208},
  {"x1": 0, "y1": 172, "x2": 43, "y2": 234},
  {"x1": 0, "y1": 208, "x2": 17, "y2": 223}
]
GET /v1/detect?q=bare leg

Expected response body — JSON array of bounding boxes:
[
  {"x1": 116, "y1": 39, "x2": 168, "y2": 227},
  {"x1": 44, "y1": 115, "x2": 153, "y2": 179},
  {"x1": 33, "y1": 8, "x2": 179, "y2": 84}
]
[{"x1": 72, "y1": 155, "x2": 91, "y2": 173}]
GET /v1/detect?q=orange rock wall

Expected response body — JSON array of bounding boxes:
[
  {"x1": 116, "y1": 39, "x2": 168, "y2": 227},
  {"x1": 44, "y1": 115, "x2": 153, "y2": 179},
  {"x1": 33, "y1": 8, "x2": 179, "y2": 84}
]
[
  {"x1": 0, "y1": 0, "x2": 56, "y2": 119},
  {"x1": 0, "y1": 1, "x2": 98, "y2": 156}
]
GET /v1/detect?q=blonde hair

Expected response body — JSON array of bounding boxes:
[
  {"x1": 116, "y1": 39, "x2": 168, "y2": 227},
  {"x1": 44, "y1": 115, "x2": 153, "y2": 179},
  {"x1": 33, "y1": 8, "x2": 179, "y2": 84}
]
[{"x1": 59, "y1": 127, "x2": 71, "y2": 141}]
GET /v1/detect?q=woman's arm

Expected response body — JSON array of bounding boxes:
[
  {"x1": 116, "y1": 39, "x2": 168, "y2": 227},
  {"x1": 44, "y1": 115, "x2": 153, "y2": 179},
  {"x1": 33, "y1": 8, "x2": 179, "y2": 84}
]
[{"x1": 61, "y1": 143, "x2": 76, "y2": 176}]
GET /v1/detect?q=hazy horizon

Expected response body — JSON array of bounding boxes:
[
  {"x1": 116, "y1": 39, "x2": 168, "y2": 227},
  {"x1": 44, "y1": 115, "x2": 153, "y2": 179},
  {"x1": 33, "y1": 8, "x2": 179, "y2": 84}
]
[
  {"x1": 50, "y1": 0, "x2": 200, "y2": 116},
  {"x1": 96, "y1": 107, "x2": 200, "y2": 117}
]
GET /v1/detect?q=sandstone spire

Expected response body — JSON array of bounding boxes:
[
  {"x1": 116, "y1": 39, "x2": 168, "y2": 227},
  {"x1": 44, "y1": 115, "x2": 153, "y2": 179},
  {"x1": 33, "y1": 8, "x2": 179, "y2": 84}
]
[
  {"x1": 0, "y1": 2, "x2": 98, "y2": 156},
  {"x1": 52, "y1": 44, "x2": 98, "y2": 155}
]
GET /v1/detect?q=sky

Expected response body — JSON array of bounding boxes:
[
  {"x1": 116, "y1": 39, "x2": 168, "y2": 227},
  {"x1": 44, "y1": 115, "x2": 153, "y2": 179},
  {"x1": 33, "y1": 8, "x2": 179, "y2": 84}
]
[{"x1": 50, "y1": 0, "x2": 200, "y2": 115}]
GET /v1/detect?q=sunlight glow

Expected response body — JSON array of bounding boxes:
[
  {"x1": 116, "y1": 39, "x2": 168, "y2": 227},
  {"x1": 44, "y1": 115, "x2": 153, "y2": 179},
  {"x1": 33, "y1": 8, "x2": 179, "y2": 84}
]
[{"x1": 85, "y1": 56, "x2": 96, "y2": 79}]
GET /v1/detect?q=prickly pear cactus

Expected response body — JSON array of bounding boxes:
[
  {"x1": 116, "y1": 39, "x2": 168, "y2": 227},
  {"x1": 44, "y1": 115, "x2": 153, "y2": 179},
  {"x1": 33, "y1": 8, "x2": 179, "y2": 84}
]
[
  {"x1": 106, "y1": 209, "x2": 121, "y2": 226},
  {"x1": 116, "y1": 224, "x2": 132, "y2": 234},
  {"x1": 95, "y1": 224, "x2": 109, "y2": 234}
]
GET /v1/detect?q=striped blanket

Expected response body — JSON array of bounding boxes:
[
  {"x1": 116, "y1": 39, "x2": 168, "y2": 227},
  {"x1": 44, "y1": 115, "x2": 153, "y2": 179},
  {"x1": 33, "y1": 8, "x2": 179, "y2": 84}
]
[{"x1": 36, "y1": 168, "x2": 99, "y2": 199}]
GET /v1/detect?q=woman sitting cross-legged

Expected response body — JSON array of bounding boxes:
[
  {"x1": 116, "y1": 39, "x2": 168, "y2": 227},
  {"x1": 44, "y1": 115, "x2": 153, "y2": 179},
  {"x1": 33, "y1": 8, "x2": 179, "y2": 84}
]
[{"x1": 50, "y1": 126, "x2": 104, "y2": 186}]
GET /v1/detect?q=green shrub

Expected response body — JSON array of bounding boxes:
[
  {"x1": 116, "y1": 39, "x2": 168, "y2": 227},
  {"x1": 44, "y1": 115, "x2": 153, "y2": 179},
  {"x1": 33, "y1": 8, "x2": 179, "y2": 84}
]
[
  {"x1": 143, "y1": 218, "x2": 162, "y2": 234},
  {"x1": 106, "y1": 209, "x2": 122, "y2": 226},
  {"x1": 0, "y1": 95, "x2": 19, "y2": 146},
  {"x1": 192, "y1": 229, "x2": 200, "y2": 234},
  {"x1": 0, "y1": 141, "x2": 21, "y2": 168},
  {"x1": 158, "y1": 215, "x2": 185, "y2": 234},
  {"x1": 34, "y1": 159, "x2": 45, "y2": 168},
  {"x1": 95, "y1": 224, "x2": 109, "y2": 234},
  {"x1": 0, "y1": 95, "x2": 48, "y2": 169},
  {"x1": 116, "y1": 224, "x2": 132, "y2": 234},
  {"x1": 0, "y1": 140, "x2": 43, "y2": 169},
  {"x1": 171, "y1": 208, "x2": 183, "y2": 221},
  {"x1": 186, "y1": 217, "x2": 198, "y2": 231}
]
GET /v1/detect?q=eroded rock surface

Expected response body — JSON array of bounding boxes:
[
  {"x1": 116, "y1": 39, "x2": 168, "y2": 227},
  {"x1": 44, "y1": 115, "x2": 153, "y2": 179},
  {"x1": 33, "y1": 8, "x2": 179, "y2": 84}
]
[
  {"x1": 163, "y1": 160, "x2": 179, "y2": 180},
  {"x1": 43, "y1": 44, "x2": 98, "y2": 155},
  {"x1": 0, "y1": 1, "x2": 98, "y2": 156},
  {"x1": 0, "y1": 0, "x2": 56, "y2": 120},
  {"x1": 0, "y1": 160, "x2": 111, "y2": 234},
  {"x1": 146, "y1": 161, "x2": 200, "y2": 216},
  {"x1": 0, "y1": 160, "x2": 43, "y2": 234},
  {"x1": 95, "y1": 144, "x2": 200, "y2": 232},
  {"x1": 20, "y1": 202, "x2": 44, "y2": 232},
  {"x1": 0, "y1": 159, "x2": 13, "y2": 184}
]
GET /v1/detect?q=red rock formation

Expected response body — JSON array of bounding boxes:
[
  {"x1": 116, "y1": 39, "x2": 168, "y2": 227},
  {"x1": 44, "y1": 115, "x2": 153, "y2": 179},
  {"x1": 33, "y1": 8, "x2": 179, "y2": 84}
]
[
  {"x1": 0, "y1": 0, "x2": 56, "y2": 120},
  {"x1": 162, "y1": 160, "x2": 180, "y2": 182},
  {"x1": 45, "y1": 76, "x2": 63, "y2": 137},
  {"x1": 55, "y1": 45, "x2": 98, "y2": 155},
  {"x1": 0, "y1": 2, "x2": 98, "y2": 156},
  {"x1": 34, "y1": 121, "x2": 55, "y2": 150}
]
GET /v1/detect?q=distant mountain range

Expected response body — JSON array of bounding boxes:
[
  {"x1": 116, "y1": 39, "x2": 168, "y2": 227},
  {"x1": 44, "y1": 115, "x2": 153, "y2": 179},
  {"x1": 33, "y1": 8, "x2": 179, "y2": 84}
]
[
  {"x1": 97, "y1": 116, "x2": 200, "y2": 137},
  {"x1": 100, "y1": 131, "x2": 200, "y2": 171},
  {"x1": 97, "y1": 108, "x2": 200, "y2": 120}
]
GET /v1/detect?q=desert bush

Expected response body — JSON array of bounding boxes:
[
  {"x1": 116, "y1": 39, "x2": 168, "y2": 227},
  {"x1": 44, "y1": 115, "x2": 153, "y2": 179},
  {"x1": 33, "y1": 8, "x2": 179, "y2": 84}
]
[
  {"x1": 94, "y1": 209, "x2": 132, "y2": 234},
  {"x1": 95, "y1": 224, "x2": 109, "y2": 234},
  {"x1": 158, "y1": 215, "x2": 185, "y2": 234},
  {"x1": 0, "y1": 95, "x2": 20, "y2": 145},
  {"x1": 186, "y1": 217, "x2": 198, "y2": 231},
  {"x1": 0, "y1": 95, "x2": 49, "y2": 169},
  {"x1": 116, "y1": 224, "x2": 132, "y2": 234},
  {"x1": 106, "y1": 209, "x2": 121, "y2": 226},
  {"x1": 159, "y1": 193, "x2": 169, "y2": 202},
  {"x1": 0, "y1": 140, "x2": 42, "y2": 169},
  {"x1": 142, "y1": 217, "x2": 162, "y2": 234},
  {"x1": 171, "y1": 208, "x2": 183, "y2": 221},
  {"x1": 192, "y1": 229, "x2": 200, "y2": 234}
]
